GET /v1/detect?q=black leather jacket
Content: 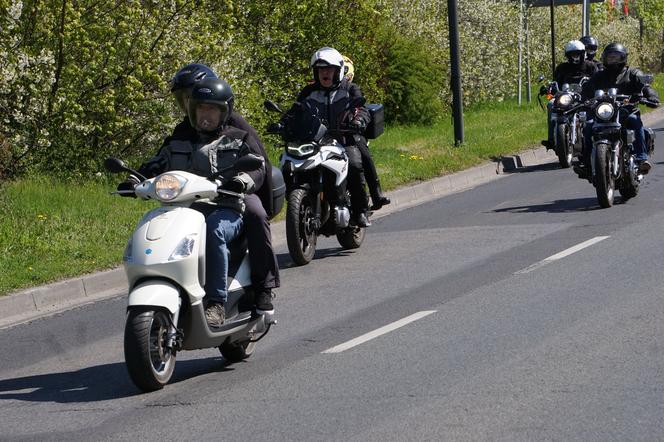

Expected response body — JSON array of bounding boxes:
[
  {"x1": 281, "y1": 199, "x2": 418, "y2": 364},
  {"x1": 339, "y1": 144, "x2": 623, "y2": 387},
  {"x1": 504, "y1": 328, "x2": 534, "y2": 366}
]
[{"x1": 582, "y1": 66, "x2": 660, "y2": 103}]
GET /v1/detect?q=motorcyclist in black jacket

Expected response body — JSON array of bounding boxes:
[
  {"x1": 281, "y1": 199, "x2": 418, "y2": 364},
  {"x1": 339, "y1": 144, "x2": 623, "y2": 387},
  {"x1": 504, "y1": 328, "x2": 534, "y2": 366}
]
[
  {"x1": 294, "y1": 47, "x2": 372, "y2": 227},
  {"x1": 578, "y1": 43, "x2": 660, "y2": 176},
  {"x1": 118, "y1": 65, "x2": 279, "y2": 325},
  {"x1": 341, "y1": 54, "x2": 390, "y2": 211},
  {"x1": 542, "y1": 40, "x2": 598, "y2": 149}
]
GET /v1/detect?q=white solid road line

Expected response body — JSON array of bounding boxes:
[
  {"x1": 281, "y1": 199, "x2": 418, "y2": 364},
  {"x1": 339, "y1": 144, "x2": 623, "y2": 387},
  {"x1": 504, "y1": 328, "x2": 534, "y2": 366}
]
[
  {"x1": 515, "y1": 236, "x2": 610, "y2": 275},
  {"x1": 321, "y1": 310, "x2": 438, "y2": 354}
]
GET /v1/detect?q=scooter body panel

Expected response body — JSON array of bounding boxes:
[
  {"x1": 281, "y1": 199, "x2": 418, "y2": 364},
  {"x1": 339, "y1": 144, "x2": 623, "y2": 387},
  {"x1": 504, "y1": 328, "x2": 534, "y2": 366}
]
[
  {"x1": 128, "y1": 280, "x2": 180, "y2": 313},
  {"x1": 124, "y1": 206, "x2": 207, "y2": 300}
]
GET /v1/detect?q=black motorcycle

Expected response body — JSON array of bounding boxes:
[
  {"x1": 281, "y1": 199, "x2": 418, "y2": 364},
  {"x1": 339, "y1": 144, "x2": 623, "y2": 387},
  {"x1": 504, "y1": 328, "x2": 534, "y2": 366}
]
[
  {"x1": 539, "y1": 78, "x2": 588, "y2": 168},
  {"x1": 574, "y1": 89, "x2": 657, "y2": 208}
]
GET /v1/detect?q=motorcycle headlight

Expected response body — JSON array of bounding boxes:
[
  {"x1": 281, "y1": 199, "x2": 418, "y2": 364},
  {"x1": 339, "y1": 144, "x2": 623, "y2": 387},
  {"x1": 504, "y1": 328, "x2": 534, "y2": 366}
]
[
  {"x1": 555, "y1": 93, "x2": 573, "y2": 108},
  {"x1": 168, "y1": 234, "x2": 197, "y2": 261},
  {"x1": 286, "y1": 142, "x2": 318, "y2": 158},
  {"x1": 595, "y1": 103, "x2": 615, "y2": 121},
  {"x1": 155, "y1": 173, "x2": 187, "y2": 200}
]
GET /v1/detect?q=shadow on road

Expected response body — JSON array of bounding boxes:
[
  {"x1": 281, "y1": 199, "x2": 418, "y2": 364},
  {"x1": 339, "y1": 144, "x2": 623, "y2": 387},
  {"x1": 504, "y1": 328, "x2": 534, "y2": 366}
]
[
  {"x1": 0, "y1": 357, "x2": 231, "y2": 402},
  {"x1": 277, "y1": 247, "x2": 356, "y2": 269},
  {"x1": 492, "y1": 197, "x2": 605, "y2": 213}
]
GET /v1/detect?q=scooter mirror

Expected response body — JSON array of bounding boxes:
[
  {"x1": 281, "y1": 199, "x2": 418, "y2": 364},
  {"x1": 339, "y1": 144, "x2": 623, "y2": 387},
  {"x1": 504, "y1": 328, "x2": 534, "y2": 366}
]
[
  {"x1": 234, "y1": 154, "x2": 264, "y2": 172},
  {"x1": 104, "y1": 157, "x2": 127, "y2": 173},
  {"x1": 264, "y1": 100, "x2": 284, "y2": 114}
]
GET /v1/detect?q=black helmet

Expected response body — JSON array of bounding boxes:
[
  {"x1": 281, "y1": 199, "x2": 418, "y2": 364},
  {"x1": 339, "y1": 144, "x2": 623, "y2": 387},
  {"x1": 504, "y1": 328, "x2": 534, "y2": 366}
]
[
  {"x1": 601, "y1": 43, "x2": 628, "y2": 71},
  {"x1": 580, "y1": 35, "x2": 598, "y2": 60},
  {"x1": 187, "y1": 78, "x2": 234, "y2": 134},
  {"x1": 170, "y1": 63, "x2": 218, "y2": 113}
]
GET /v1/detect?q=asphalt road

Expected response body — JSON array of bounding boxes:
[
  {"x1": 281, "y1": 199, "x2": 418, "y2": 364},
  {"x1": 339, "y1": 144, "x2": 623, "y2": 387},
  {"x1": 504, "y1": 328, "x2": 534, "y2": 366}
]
[{"x1": 1, "y1": 122, "x2": 664, "y2": 441}]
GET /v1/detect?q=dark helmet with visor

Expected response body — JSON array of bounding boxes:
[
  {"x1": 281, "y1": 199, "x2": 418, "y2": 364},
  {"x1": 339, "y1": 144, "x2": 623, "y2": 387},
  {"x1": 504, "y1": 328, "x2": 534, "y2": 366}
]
[
  {"x1": 580, "y1": 35, "x2": 598, "y2": 60},
  {"x1": 601, "y1": 43, "x2": 628, "y2": 72},
  {"x1": 187, "y1": 78, "x2": 234, "y2": 134},
  {"x1": 170, "y1": 63, "x2": 218, "y2": 113}
]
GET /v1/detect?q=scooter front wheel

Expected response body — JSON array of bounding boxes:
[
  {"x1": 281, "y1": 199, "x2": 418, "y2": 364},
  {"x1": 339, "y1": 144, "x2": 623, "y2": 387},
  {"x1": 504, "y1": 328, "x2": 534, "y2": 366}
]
[{"x1": 124, "y1": 308, "x2": 176, "y2": 392}]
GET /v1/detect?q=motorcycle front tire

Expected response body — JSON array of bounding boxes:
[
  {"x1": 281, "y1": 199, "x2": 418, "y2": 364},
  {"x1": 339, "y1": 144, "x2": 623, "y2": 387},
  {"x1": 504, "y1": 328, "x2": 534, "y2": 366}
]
[
  {"x1": 594, "y1": 143, "x2": 615, "y2": 208},
  {"x1": 124, "y1": 307, "x2": 176, "y2": 392},
  {"x1": 556, "y1": 123, "x2": 573, "y2": 168},
  {"x1": 286, "y1": 188, "x2": 317, "y2": 265}
]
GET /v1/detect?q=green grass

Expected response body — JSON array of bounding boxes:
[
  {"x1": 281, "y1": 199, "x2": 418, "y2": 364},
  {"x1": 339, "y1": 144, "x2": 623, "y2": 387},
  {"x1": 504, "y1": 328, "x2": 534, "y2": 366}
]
[{"x1": 1, "y1": 75, "x2": 662, "y2": 295}]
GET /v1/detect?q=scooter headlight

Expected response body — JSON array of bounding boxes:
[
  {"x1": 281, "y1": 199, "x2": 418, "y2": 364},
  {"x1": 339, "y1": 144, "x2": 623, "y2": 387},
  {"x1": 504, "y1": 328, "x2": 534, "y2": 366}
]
[
  {"x1": 286, "y1": 142, "x2": 318, "y2": 158},
  {"x1": 595, "y1": 103, "x2": 615, "y2": 121},
  {"x1": 168, "y1": 234, "x2": 197, "y2": 261},
  {"x1": 555, "y1": 93, "x2": 573, "y2": 108},
  {"x1": 155, "y1": 173, "x2": 187, "y2": 201}
]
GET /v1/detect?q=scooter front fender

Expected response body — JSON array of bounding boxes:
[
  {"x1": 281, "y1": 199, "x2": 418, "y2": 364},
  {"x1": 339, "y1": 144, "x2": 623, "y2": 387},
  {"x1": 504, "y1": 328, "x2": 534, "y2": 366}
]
[{"x1": 128, "y1": 281, "x2": 180, "y2": 314}]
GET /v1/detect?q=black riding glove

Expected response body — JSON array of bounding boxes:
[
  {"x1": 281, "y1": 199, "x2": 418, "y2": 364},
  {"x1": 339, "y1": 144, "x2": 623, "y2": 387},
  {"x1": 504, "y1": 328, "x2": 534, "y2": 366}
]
[{"x1": 116, "y1": 175, "x2": 140, "y2": 198}]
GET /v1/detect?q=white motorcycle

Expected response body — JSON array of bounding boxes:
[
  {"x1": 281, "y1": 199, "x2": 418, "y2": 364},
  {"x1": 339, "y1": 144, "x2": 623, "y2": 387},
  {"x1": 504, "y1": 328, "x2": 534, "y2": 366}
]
[
  {"x1": 265, "y1": 100, "x2": 366, "y2": 265},
  {"x1": 105, "y1": 155, "x2": 279, "y2": 392}
]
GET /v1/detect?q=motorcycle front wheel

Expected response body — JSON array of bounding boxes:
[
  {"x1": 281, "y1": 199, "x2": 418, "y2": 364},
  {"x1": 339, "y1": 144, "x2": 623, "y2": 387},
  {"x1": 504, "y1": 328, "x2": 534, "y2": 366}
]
[
  {"x1": 124, "y1": 308, "x2": 176, "y2": 392},
  {"x1": 286, "y1": 188, "x2": 317, "y2": 265},
  {"x1": 556, "y1": 123, "x2": 573, "y2": 168},
  {"x1": 594, "y1": 143, "x2": 615, "y2": 208}
]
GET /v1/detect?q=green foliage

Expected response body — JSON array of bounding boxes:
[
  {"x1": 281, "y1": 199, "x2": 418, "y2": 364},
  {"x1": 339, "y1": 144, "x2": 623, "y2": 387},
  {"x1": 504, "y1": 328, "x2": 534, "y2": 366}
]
[
  {"x1": 0, "y1": 0, "x2": 662, "y2": 180},
  {"x1": 379, "y1": 24, "x2": 445, "y2": 124}
]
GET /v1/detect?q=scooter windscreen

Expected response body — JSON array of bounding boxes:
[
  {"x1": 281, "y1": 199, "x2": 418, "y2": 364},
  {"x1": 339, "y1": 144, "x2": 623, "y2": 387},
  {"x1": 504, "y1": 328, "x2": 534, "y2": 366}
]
[{"x1": 282, "y1": 102, "x2": 328, "y2": 144}]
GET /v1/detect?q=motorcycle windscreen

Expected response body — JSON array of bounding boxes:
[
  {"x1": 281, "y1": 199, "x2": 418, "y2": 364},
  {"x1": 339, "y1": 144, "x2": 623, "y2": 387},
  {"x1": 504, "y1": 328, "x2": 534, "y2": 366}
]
[{"x1": 283, "y1": 102, "x2": 327, "y2": 143}]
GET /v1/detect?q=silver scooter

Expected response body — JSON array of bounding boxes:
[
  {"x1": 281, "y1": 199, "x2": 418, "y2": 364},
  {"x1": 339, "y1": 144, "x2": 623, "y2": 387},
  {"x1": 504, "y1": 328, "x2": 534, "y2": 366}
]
[{"x1": 105, "y1": 155, "x2": 277, "y2": 392}]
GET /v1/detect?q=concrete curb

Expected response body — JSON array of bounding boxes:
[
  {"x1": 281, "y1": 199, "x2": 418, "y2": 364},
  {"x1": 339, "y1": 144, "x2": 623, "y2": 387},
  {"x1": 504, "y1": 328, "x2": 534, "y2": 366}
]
[{"x1": 3, "y1": 106, "x2": 663, "y2": 329}]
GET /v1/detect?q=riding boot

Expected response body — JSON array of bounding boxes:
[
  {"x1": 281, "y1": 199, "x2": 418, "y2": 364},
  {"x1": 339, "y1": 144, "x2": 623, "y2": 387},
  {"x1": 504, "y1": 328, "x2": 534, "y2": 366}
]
[{"x1": 369, "y1": 180, "x2": 391, "y2": 211}]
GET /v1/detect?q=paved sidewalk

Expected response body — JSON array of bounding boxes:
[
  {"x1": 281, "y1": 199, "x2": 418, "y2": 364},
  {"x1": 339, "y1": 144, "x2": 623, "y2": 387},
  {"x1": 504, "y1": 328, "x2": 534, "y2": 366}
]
[{"x1": 3, "y1": 106, "x2": 663, "y2": 329}]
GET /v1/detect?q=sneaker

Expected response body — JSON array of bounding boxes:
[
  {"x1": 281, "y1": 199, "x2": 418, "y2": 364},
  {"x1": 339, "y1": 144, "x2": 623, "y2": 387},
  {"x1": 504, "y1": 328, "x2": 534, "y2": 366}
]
[
  {"x1": 205, "y1": 302, "x2": 225, "y2": 328},
  {"x1": 638, "y1": 160, "x2": 652, "y2": 174},
  {"x1": 255, "y1": 290, "x2": 275, "y2": 316}
]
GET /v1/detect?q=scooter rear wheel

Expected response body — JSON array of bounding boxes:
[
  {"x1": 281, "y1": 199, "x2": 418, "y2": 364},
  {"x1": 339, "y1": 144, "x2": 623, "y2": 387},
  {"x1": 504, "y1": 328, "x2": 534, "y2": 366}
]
[
  {"x1": 219, "y1": 340, "x2": 256, "y2": 363},
  {"x1": 124, "y1": 308, "x2": 176, "y2": 392}
]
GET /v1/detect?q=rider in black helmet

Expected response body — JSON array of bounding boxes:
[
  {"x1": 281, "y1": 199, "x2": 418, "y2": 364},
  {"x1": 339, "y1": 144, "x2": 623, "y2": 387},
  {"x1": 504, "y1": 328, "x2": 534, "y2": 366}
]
[
  {"x1": 580, "y1": 35, "x2": 603, "y2": 71},
  {"x1": 578, "y1": 43, "x2": 660, "y2": 176},
  {"x1": 118, "y1": 67, "x2": 280, "y2": 326}
]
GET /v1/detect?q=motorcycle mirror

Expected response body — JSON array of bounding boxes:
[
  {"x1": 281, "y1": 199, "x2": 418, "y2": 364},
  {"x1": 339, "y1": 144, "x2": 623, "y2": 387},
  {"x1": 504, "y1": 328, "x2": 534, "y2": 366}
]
[
  {"x1": 104, "y1": 157, "x2": 127, "y2": 173},
  {"x1": 640, "y1": 74, "x2": 653, "y2": 86},
  {"x1": 537, "y1": 74, "x2": 545, "y2": 82},
  {"x1": 608, "y1": 88, "x2": 618, "y2": 97},
  {"x1": 234, "y1": 154, "x2": 264, "y2": 172},
  {"x1": 264, "y1": 100, "x2": 284, "y2": 114}
]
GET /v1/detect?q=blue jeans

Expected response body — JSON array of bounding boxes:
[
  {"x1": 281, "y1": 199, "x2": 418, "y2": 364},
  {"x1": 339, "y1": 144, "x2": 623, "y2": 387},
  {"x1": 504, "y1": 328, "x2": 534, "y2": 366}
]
[
  {"x1": 583, "y1": 113, "x2": 647, "y2": 163},
  {"x1": 205, "y1": 208, "x2": 243, "y2": 303}
]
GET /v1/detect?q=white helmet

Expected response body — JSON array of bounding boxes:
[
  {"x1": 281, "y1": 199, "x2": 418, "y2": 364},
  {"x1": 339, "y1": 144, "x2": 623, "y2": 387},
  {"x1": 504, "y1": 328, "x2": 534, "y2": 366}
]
[
  {"x1": 564, "y1": 40, "x2": 586, "y2": 64},
  {"x1": 310, "y1": 47, "x2": 345, "y2": 82}
]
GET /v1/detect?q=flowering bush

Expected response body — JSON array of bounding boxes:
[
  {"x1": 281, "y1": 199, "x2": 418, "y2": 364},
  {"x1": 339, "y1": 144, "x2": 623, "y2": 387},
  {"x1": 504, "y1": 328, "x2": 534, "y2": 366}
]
[{"x1": 0, "y1": 0, "x2": 661, "y2": 178}]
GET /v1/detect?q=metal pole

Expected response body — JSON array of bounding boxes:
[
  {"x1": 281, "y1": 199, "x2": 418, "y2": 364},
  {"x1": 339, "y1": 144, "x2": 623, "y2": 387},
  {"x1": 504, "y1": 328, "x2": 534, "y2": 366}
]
[
  {"x1": 448, "y1": 0, "x2": 464, "y2": 146},
  {"x1": 550, "y1": 0, "x2": 556, "y2": 78},
  {"x1": 518, "y1": 0, "x2": 524, "y2": 106},
  {"x1": 525, "y1": 4, "x2": 532, "y2": 103},
  {"x1": 582, "y1": 0, "x2": 589, "y2": 36}
]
